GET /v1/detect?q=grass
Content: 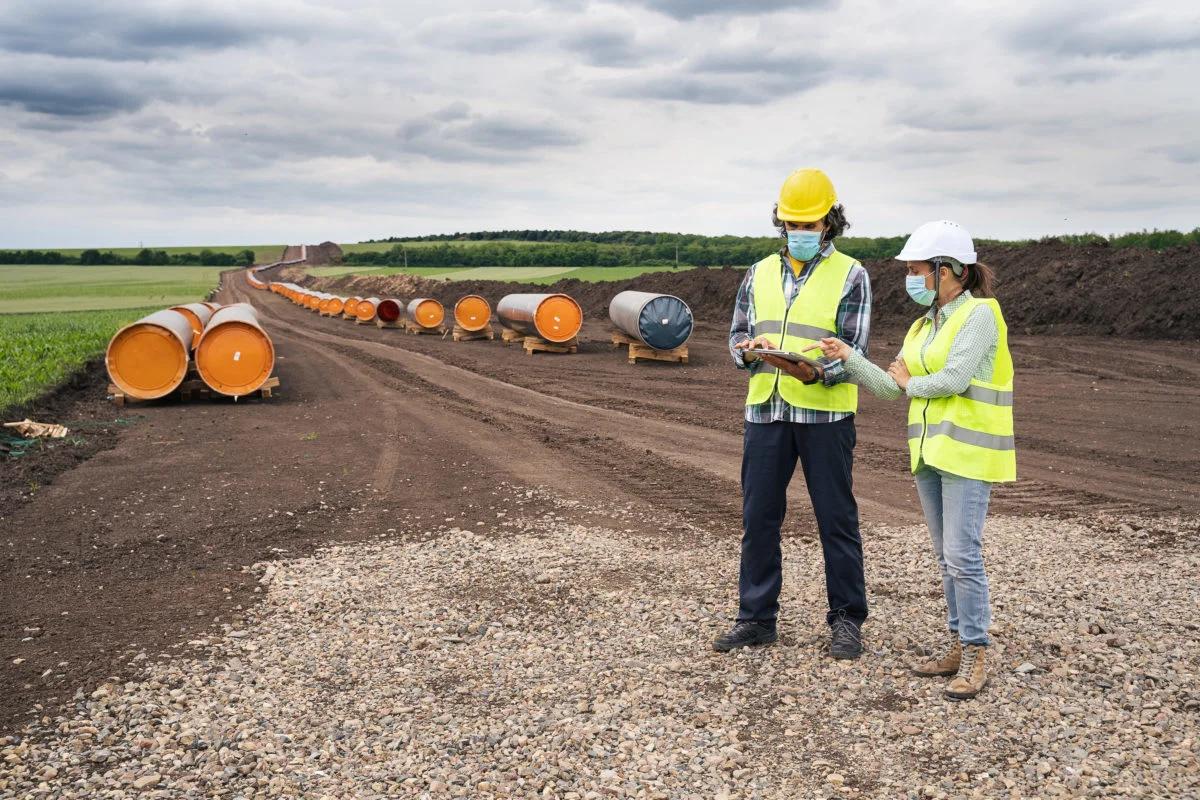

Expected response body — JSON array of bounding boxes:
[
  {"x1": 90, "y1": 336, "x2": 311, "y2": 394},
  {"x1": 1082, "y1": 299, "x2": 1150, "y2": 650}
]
[
  {"x1": 0, "y1": 265, "x2": 224, "y2": 313},
  {"x1": 306, "y1": 265, "x2": 463, "y2": 278},
  {"x1": 0, "y1": 306, "x2": 161, "y2": 409},
  {"x1": 339, "y1": 240, "x2": 553, "y2": 253},
  {"x1": 0, "y1": 265, "x2": 222, "y2": 409}
]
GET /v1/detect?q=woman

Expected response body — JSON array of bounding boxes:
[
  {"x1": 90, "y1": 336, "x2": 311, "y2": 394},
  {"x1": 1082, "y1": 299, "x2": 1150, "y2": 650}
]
[{"x1": 817, "y1": 220, "x2": 1015, "y2": 700}]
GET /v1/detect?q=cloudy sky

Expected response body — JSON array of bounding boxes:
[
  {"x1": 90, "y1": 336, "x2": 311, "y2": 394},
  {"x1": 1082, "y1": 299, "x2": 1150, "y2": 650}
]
[{"x1": 1, "y1": 0, "x2": 1197, "y2": 247}]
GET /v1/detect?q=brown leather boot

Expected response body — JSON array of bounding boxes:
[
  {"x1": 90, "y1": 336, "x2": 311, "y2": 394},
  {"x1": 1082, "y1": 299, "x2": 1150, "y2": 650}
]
[
  {"x1": 911, "y1": 637, "x2": 961, "y2": 677},
  {"x1": 944, "y1": 644, "x2": 988, "y2": 700}
]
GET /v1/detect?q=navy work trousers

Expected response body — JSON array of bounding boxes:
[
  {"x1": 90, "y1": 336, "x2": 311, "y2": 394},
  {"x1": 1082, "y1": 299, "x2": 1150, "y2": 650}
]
[{"x1": 738, "y1": 417, "x2": 868, "y2": 628}]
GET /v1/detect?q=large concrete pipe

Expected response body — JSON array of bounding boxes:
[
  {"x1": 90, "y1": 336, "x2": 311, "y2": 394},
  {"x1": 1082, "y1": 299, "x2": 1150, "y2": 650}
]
[
  {"x1": 377, "y1": 298, "x2": 403, "y2": 324},
  {"x1": 497, "y1": 293, "x2": 583, "y2": 343},
  {"x1": 195, "y1": 303, "x2": 275, "y2": 397},
  {"x1": 105, "y1": 309, "x2": 194, "y2": 400},
  {"x1": 407, "y1": 298, "x2": 445, "y2": 330},
  {"x1": 170, "y1": 303, "x2": 215, "y2": 349},
  {"x1": 201, "y1": 301, "x2": 221, "y2": 313},
  {"x1": 608, "y1": 290, "x2": 693, "y2": 351},
  {"x1": 355, "y1": 297, "x2": 380, "y2": 322},
  {"x1": 454, "y1": 295, "x2": 491, "y2": 332}
]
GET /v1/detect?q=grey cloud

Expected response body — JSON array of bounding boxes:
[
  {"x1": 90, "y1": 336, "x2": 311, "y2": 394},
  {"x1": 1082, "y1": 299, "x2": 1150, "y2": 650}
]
[
  {"x1": 398, "y1": 104, "x2": 582, "y2": 162},
  {"x1": 0, "y1": 1, "x2": 316, "y2": 61},
  {"x1": 562, "y1": 22, "x2": 652, "y2": 67},
  {"x1": 608, "y1": 49, "x2": 833, "y2": 104},
  {"x1": 1154, "y1": 143, "x2": 1200, "y2": 165},
  {"x1": 1009, "y1": 9, "x2": 1200, "y2": 59},
  {"x1": 619, "y1": 0, "x2": 833, "y2": 20},
  {"x1": 0, "y1": 67, "x2": 161, "y2": 118}
]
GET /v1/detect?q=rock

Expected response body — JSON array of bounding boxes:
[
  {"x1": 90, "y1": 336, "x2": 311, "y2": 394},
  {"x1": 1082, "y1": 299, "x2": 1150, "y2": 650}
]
[
  {"x1": 1014, "y1": 662, "x2": 1039, "y2": 674},
  {"x1": 133, "y1": 773, "x2": 161, "y2": 789}
]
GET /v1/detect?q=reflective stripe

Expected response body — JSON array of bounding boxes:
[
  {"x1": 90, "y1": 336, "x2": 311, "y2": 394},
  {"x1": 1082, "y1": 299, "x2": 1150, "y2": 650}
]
[
  {"x1": 909, "y1": 421, "x2": 1015, "y2": 451},
  {"x1": 786, "y1": 322, "x2": 836, "y2": 340},
  {"x1": 754, "y1": 320, "x2": 783, "y2": 335},
  {"x1": 961, "y1": 385, "x2": 1013, "y2": 407}
]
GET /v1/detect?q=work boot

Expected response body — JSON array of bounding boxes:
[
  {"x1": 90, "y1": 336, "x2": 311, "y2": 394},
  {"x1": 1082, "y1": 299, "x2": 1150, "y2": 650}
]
[
  {"x1": 712, "y1": 621, "x2": 777, "y2": 652},
  {"x1": 911, "y1": 637, "x2": 961, "y2": 677},
  {"x1": 829, "y1": 616, "x2": 863, "y2": 660},
  {"x1": 944, "y1": 644, "x2": 988, "y2": 700}
]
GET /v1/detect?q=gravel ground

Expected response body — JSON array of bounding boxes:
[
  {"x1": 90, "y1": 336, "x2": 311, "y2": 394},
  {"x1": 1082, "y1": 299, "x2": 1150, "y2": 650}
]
[{"x1": 2, "y1": 488, "x2": 1197, "y2": 799}]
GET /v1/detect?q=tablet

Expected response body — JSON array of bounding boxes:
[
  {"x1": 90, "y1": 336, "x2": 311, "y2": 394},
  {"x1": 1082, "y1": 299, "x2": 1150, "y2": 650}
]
[{"x1": 748, "y1": 348, "x2": 824, "y2": 368}]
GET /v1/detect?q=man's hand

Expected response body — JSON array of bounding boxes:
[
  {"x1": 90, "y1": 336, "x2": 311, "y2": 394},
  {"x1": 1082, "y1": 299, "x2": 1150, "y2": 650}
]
[
  {"x1": 734, "y1": 335, "x2": 775, "y2": 362},
  {"x1": 761, "y1": 354, "x2": 821, "y2": 384},
  {"x1": 887, "y1": 358, "x2": 911, "y2": 389}
]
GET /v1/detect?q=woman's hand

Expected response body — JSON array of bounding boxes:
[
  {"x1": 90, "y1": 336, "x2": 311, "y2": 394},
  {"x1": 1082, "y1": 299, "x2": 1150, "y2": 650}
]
[
  {"x1": 887, "y1": 358, "x2": 911, "y2": 389},
  {"x1": 816, "y1": 337, "x2": 852, "y2": 362},
  {"x1": 734, "y1": 335, "x2": 775, "y2": 362}
]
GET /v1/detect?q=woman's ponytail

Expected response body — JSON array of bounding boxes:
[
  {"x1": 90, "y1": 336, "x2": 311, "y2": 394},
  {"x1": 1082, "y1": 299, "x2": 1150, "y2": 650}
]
[{"x1": 961, "y1": 262, "x2": 995, "y2": 297}]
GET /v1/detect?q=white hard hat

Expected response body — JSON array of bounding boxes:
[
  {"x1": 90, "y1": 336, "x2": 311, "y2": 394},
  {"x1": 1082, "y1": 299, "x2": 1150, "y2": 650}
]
[{"x1": 895, "y1": 220, "x2": 977, "y2": 264}]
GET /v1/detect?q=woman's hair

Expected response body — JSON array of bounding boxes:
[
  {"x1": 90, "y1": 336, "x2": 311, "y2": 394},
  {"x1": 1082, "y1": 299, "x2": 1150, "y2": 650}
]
[
  {"x1": 939, "y1": 259, "x2": 995, "y2": 297},
  {"x1": 771, "y1": 203, "x2": 851, "y2": 242}
]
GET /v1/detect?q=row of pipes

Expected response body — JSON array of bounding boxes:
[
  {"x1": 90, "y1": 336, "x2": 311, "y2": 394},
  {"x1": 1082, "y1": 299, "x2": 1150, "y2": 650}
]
[
  {"x1": 105, "y1": 302, "x2": 276, "y2": 400},
  {"x1": 252, "y1": 272, "x2": 694, "y2": 352}
]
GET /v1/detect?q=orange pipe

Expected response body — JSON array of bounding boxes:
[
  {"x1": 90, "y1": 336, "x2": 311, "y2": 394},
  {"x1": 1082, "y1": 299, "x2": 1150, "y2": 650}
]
[
  {"x1": 343, "y1": 297, "x2": 362, "y2": 318},
  {"x1": 169, "y1": 303, "x2": 215, "y2": 349},
  {"x1": 355, "y1": 297, "x2": 379, "y2": 322},
  {"x1": 195, "y1": 303, "x2": 275, "y2": 397},
  {"x1": 105, "y1": 309, "x2": 193, "y2": 400},
  {"x1": 453, "y1": 295, "x2": 491, "y2": 332},
  {"x1": 497, "y1": 293, "x2": 583, "y2": 343},
  {"x1": 407, "y1": 298, "x2": 445, "y2": 329}
]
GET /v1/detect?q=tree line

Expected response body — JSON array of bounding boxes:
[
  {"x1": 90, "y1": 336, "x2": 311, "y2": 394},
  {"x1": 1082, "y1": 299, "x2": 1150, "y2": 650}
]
[{"x1": 0, "y1": 248, "x2": 257, "y2": 266}]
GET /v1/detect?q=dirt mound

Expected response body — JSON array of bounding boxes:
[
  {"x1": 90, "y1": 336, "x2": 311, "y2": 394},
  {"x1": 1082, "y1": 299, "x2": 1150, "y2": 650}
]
[
  {"x1": 297, "y1": 241, "x2": 1200, "y2": 339},
  {"x1": 304, "y1": 241, "x2": 343, "y2": 266}
]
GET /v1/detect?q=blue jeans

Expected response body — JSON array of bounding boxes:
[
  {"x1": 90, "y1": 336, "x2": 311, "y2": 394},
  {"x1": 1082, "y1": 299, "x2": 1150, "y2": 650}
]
[{"x1": 913, "y1": 464, "x2": 992, "y2": 646}]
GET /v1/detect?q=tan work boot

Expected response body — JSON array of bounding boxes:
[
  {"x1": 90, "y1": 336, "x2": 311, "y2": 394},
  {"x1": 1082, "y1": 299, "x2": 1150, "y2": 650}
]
[
  {"x1": 911, "y1": 637, "x2": 961, "y2": 677},
  {"x1": 944, "y1": 644, "x2": 988, "y2": 700}
]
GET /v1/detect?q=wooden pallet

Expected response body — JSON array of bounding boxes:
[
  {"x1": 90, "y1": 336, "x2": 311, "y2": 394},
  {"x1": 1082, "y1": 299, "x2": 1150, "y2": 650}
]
[
  {"x1": 341, "y1": 312, "x2": 357, "y2": 320},
  {"x1": 375, "y1": 317, "x2": 403, "y2": 329},
  {"x1": 611, "y1": 330, "x2": 688, "y2": 364},
  {"x1": 498, "y1": 326, "x2": 525, "y2": 344},
  {"x1": 108, "y1": 376, "x2": 280, "y2": 406},
  {"x1": 404, "y1": 319, "x2": 445, "y2": 335},
  {"x1": 524, "y1": 335, "x2": 577, "y2": 355},
  {"x1": 453, "y1": 324, "x2": 495, "y2": 342}
]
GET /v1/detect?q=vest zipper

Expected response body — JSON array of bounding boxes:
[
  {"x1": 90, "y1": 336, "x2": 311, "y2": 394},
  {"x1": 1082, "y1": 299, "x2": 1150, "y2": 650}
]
[{"x1": 917, "y1": 319, "x2": 933, "y2": 463}]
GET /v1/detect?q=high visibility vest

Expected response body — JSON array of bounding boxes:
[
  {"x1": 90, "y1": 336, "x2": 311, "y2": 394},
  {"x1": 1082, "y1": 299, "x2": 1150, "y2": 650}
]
[
  {"x1": 745, "y1": 251, "x2": 858, "y2": 413},
  {"x1": 902, "y1": 297, "x2": 1016, "y2": 483}
]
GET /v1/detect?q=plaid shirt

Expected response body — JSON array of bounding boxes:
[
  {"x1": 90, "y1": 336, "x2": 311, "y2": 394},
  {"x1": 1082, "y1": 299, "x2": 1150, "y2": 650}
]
[{"x1": 729, "y1": 242, "x2": 872, "y2": 424}]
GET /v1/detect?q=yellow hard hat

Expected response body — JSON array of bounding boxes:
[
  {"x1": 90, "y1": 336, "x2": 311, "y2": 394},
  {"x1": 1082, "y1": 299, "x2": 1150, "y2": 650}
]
[{"x1": 776, "y1": 168, "x2": 838, "y2": 222}]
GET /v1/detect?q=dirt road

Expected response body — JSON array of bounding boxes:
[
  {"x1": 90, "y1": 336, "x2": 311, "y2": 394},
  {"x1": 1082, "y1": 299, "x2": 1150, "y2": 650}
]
[{"x1": 3, "y1": 269, "x2": 1198, "y2": 746}]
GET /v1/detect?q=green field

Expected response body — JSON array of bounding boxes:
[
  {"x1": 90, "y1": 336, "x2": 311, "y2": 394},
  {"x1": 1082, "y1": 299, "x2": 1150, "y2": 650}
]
[
  {"x1": 0, "y1": 265, "x2": 222, "y2": 410},
  {"x1": 0, "y1": 306, "x2": 163, "y2": 409},
  {"x1": 0, "y1": 265, "x2": 225, "y2": 313}
]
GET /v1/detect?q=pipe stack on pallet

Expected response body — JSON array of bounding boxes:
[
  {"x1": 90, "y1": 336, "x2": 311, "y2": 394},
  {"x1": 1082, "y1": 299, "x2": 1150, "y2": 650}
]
[{"x1": 105, "y1": 303, "x2": 278, "y2": 404}]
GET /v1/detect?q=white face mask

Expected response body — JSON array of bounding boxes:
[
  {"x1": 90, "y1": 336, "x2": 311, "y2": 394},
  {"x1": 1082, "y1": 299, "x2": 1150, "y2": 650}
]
[{"x1": 905, "y1": 274, "x2": 936, "y2": 306}]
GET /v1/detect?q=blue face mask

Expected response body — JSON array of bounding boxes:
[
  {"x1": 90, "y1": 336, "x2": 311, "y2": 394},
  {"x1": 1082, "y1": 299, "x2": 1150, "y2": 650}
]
[
  {"x1": 786, "y1": 230, "x2": 822, "y2": 262},
  {"x1": 905, "y1": 274, "x2": 936, "y2": 306}
]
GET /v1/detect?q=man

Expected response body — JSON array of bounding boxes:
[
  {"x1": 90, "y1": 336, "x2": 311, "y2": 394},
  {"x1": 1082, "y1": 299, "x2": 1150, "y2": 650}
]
[{"x1": 715, "y1": 168, "x2": 872, "y2": 659}]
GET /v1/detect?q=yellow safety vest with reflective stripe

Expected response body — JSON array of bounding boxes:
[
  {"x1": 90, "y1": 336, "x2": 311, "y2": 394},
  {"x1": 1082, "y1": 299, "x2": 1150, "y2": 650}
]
[
  {"x1": 746, "y1": 251, "x2": 858, "y2": 413},
  {"x1": 901, "y1": 297, "x2": 1016, "y2": 483}
]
